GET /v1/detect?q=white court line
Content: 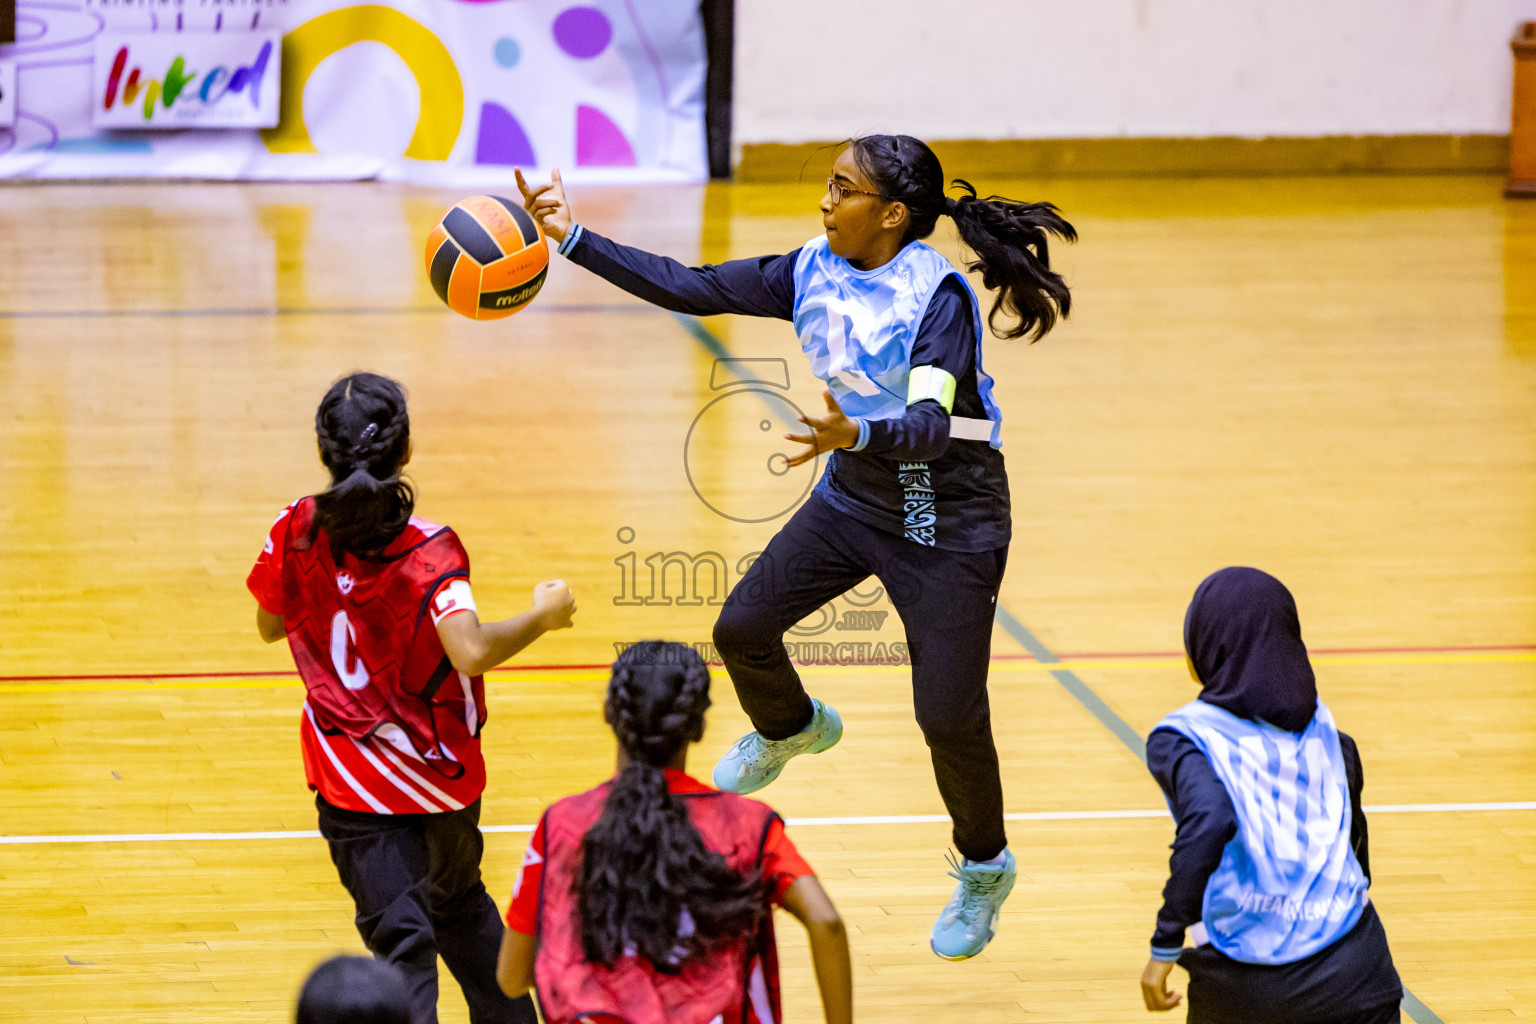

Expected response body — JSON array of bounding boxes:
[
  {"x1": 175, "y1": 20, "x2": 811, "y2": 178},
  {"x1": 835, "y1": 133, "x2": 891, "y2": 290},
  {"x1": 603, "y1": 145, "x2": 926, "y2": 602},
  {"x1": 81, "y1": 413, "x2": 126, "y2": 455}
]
[
  {"x1": 1360, "y1": 801, "x2": 1536, "y2": 813},
  {"x1": 1, "y1": 801, "x2": 1532, "y2": 846}
]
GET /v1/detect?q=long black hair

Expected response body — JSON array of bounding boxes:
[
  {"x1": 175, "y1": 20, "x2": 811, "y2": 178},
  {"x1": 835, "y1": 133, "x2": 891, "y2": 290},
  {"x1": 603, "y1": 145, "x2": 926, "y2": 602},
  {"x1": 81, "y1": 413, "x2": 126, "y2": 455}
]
[
  {"x1": 577, "y1": 641, "x2": 767, "y2": 971},
  {"x1": 310, "y1": 372, "x2": 414, "y2": 561},
  {"x1": 295, "y1": 955, "x2": 410, "y2": 1024},
  {"x1": 848, "y1": 134, "x2": 1077, "y2": 341}
]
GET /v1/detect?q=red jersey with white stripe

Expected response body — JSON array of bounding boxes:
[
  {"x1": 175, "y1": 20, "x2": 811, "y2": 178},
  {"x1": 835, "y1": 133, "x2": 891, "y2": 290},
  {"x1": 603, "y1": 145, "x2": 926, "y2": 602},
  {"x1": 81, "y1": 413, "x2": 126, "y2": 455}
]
[{"x1": 247, "y1": 497, "x2": 487, "y2": 815}]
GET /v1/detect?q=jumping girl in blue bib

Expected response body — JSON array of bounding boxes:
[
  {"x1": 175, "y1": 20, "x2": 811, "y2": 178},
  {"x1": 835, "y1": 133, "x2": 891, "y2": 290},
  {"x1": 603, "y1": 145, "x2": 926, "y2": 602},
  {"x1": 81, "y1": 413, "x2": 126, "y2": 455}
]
[{"x1": 517, "y1": 136, "x2": 1074, "y2": 959}]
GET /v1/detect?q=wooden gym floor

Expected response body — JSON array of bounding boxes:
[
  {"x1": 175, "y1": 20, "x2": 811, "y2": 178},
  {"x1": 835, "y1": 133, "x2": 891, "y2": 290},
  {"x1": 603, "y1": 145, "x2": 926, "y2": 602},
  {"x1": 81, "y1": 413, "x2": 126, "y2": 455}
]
[{"x1": 0, "y1": 172, "x2": 1532, "y2": 1023}]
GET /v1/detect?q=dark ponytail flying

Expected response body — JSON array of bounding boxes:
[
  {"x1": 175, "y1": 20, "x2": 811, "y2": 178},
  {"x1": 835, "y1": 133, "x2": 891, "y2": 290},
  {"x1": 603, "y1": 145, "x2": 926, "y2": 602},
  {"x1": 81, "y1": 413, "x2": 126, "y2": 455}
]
[
  {"x1": 310, "y1": 372, "x2": 414, "y2": 561},
  {"x1": 848, "y1": 134, "x2": 1077, "y2": 341},
  {"x1": 578, "y1": 641, "x2": 767, "y2": 972}
]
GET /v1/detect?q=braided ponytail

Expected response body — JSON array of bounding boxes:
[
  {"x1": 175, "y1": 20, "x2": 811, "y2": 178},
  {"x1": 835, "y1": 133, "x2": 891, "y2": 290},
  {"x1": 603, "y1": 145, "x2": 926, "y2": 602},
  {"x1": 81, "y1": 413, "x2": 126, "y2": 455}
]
[
  {"x1": 848, "y1": 134, "x2": 1077, "y2": 341},
  {"x1": 578, "y1": 641, "x2": 767, "y2": 971},
  {"x1": 310, "y1": 372, "x2": 415, "y2": 561}
]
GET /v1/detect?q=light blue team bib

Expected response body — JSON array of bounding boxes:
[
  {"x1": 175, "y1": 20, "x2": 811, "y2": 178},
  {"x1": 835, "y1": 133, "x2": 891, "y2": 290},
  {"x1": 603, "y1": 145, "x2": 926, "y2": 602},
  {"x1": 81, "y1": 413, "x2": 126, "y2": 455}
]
[
  {"x1": 791, "y1": 236, "x2": 1003, "y2": 447},
  {"x1": 1155, "y1": 699, "x2": 1369, "y2": 965}
]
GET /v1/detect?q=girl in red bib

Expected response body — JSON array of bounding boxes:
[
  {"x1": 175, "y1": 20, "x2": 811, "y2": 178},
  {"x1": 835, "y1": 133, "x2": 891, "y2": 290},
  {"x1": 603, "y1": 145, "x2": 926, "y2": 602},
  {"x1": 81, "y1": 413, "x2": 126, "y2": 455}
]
[
  {"x1": 248, "y1": 372, "x2": 576, "y2": 1024},
  {"x1": 496, "y1": 641, "x2": 852, "y2": 1024}
]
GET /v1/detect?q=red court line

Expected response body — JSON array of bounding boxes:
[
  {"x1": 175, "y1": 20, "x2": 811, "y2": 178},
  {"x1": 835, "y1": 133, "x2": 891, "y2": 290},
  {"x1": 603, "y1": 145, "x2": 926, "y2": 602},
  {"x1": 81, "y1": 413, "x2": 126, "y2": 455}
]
[
  {"x1": 0, "y1": 663, "x2": 613, "y2": 683},
  {"x1": 5, "y1": 643, "x2": 1533, "y2": 683},
  {"x1": 994, "y1": 643, "x2": 1536, "y2": 661}
]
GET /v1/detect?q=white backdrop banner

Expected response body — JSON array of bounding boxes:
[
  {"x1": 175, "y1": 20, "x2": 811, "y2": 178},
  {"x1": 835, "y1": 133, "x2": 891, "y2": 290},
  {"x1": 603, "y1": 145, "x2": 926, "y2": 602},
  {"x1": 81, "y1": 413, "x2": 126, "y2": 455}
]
[
  {"x1": 0, "y1": 58, "x2": 15, "y2": 129},
  {"x1": 1, "y1": 0, "x2": 708, "y2": 182}
]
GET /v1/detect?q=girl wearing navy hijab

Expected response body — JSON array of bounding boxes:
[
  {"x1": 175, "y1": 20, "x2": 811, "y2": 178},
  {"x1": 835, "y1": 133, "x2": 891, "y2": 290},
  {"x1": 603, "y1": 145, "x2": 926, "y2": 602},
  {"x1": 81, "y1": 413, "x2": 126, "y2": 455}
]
[
  {"x1": 517, "y1": 137, "x2": 1075, "y2": 960},
  {"x1": 1141, "y1": 568, "x2": 1403, "y2": 1023}
]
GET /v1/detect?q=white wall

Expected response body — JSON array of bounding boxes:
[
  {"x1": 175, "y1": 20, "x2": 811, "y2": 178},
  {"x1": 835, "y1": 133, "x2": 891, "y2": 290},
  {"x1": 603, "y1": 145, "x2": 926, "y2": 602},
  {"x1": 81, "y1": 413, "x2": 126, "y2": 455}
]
[{"x1": 736, "y1": 0, "x2": 1536, "y2": 143}]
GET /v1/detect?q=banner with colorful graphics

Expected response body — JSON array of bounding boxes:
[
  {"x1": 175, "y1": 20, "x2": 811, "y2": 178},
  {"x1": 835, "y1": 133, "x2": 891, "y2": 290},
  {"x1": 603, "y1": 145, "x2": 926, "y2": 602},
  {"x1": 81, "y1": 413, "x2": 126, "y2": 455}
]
[
  {"x1": 0, "y1": 0, "x2": 707, "y2": 182},
  {"x1": 93, "y1": 32, "x2": 280, "y2": 128}
]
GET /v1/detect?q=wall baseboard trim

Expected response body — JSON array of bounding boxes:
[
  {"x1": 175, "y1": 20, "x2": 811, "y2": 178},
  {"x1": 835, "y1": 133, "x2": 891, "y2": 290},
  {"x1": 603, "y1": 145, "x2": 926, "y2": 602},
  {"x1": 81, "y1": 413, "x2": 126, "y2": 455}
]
[{"x1": 736, "y1": 135, "x2": 1510, "y2": 182}]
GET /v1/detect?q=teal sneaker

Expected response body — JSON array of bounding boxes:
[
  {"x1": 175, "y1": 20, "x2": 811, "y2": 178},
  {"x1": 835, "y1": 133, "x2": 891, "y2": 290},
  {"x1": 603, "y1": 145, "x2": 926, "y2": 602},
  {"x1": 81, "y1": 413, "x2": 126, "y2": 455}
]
[
  {"x1": 712, "y1": 699, "x2": 843, "y2": 794},
  {"x1": 930, "y1": 849, "x2": 1016, "y2": 960}
]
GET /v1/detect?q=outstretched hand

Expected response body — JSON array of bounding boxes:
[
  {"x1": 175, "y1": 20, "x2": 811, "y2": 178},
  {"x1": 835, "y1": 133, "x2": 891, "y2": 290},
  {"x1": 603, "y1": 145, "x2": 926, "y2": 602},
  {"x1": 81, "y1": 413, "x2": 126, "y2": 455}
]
[
  {"x1": 515, "y1": 167, "x2": 572, "y2": 243},
  {"x1": 784, "y1": 390, "x2": 860, "y2": 469}
]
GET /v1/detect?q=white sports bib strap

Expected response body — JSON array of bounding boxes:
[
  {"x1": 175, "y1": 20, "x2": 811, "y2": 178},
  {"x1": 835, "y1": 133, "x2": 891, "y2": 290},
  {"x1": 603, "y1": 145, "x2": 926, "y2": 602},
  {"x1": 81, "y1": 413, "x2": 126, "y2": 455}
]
[
  {"x1": 907, "y1": 365, "x2": 957, "y2": 412},
  {"x1": 909, "y1": 366, "x2": 995, "y2": 443},
  {"x1": 948, "y1": 416, "x2": 997, "y2": 442}
]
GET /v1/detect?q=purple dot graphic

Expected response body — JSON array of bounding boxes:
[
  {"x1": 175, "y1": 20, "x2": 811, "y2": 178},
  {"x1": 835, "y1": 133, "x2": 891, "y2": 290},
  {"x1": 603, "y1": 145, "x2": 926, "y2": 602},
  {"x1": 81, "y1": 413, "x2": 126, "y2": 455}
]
[
  {"x1": 476, "y1": 103, "x2": 536, "y2": 166},
  {"x1": 553, "y1": 6, "x2": 612, "y2": 59},
  {"x1": 576, "y1": 104, "x2": 636, "y2": 166}
]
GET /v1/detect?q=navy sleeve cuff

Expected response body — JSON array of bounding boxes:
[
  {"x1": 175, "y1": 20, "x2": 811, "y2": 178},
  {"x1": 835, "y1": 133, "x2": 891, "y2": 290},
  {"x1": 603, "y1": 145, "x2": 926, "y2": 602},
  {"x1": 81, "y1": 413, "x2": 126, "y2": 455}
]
[
  {"x1": 1150, "y1": 945, "x2": 1184, "y2": 963},
  {"x1": 557, "y1": 223, "x2": 584, "y2": 256}
]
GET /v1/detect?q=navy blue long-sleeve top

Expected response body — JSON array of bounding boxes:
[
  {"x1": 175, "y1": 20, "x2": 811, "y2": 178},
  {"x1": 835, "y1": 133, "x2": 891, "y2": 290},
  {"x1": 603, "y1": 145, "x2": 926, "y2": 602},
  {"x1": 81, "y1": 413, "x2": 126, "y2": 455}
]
[
  {"x1": 562, "y1": 227, "x2": 1011, "y2": 552},
  {"x1": 1146, "y1": 727, "x2": 1371, "y2": 952}
]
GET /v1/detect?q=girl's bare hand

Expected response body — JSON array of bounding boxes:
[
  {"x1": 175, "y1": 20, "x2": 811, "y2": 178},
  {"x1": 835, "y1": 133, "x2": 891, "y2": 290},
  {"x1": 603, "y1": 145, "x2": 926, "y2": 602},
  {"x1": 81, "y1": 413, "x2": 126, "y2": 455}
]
[
  {"x1": 1140, "y1": 958, "x2": 1183, "y2": 1012},
  {"x1": 515, "y1": 167, "x2": 572, "y2": 243},
  {"x1": 784, "y1": 391, "x2": 860, "y2": 469},
  {"x1": 532, "y1": 580, "x2": 576, "y2": 631}
]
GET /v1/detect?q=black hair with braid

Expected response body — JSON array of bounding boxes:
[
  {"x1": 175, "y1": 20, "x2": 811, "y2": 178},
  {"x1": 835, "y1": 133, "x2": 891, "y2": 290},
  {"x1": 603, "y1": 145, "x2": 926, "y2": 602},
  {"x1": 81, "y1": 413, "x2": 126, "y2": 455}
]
[
  {"x1": 310, "y1": 372, "x2": 414, "y2": 561},
  {"x1": 848, "y1": 134, "x2": 1077, "y2": 341},
  {"x1": 578, "y1": 641, "x2": 768, "y2": 972}
]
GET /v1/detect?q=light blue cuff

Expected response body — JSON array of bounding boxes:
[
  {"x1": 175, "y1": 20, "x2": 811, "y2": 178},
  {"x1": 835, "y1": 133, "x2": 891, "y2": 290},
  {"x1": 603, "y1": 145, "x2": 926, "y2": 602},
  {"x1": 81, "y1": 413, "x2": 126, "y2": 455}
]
[
  {"x1": 847, "y1": 418, "x2": 871, "y2": 452},
  {"x1": 557, "y1": 223, "x2": 584, "y2": 256},
  {"x1": 1149, "y1": 945, "x2": 1183, "y2": 963}
]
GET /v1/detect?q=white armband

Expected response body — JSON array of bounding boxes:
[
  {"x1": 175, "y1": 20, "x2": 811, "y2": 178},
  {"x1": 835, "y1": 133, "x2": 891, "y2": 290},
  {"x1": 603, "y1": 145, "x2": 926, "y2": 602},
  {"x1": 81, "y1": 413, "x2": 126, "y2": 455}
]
[
  {"x1": 907, "y1": 365, "x2": 957, "y2": 413},
  {"x1": 430, "y1": 579, "x2": 478, "y2": 625}
]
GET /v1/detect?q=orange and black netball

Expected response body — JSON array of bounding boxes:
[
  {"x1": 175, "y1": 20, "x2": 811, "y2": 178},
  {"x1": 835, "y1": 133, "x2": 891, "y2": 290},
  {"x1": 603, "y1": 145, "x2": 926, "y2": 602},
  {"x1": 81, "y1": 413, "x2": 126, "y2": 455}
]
[{"x1": 425, "y1": 195, "x2": 549, "y2": 320}]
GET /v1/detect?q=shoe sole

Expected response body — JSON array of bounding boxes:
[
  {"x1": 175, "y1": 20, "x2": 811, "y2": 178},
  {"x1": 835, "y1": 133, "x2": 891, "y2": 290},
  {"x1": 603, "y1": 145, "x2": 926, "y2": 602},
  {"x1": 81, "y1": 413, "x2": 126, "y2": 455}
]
[
  {"x1": 929, "y1": 912, "x2": 1000, "y2": 962},
  {"x1": 930, "y1": 941, "x2": 986, "y2": 963}
]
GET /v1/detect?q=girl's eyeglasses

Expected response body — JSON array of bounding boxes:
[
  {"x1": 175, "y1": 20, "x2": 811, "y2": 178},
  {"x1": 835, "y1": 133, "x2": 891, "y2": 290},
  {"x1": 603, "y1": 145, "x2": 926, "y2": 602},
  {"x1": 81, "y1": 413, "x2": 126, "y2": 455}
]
[{"x1": 826, "y1": 178, "x2": 891, "y2": 206}]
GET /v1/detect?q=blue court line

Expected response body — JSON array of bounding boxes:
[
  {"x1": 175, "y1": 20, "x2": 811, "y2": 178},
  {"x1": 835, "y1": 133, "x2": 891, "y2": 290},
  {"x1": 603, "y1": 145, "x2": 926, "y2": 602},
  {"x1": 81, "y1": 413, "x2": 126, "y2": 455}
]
[
  {"x1": 993, "y1": 605, "x2": 1148, "y2": 762},
  {"x1": 671, "y1": 311, "x2": 732, "y2": 360},
  {"x1": 672, "y1": 313, "x2": 801, "y2": 429},
  {"x1": 993, "y1": 605, "x2": 1446, "y2": 1024},
  {"x1": 0, "y1": 302, "x2": 656, "y2": 320},
  {"x1": 672, "y1": 311, "x2": 1446, "y2": 1024},
  {"x1": 1400, "y1": 991, "x2": 1445, "y2": 1024}
]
